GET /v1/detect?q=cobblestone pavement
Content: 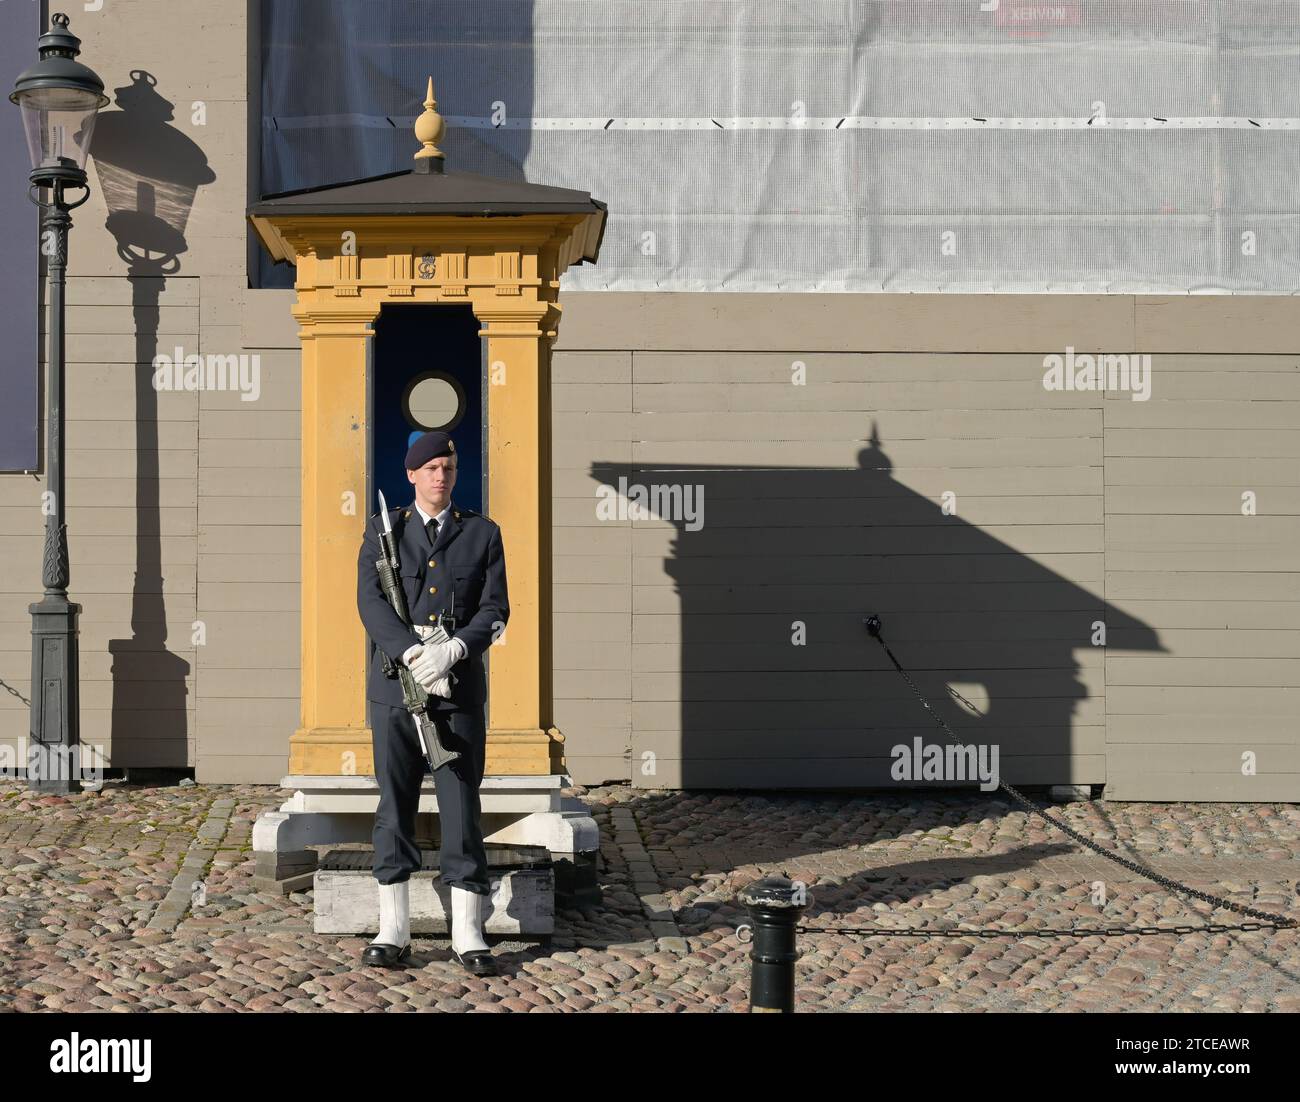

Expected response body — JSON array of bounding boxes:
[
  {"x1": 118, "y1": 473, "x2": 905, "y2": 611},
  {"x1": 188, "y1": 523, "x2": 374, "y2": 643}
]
[{"x1": 1, "y1": 778, "x2": 1298, "y2": 1012}]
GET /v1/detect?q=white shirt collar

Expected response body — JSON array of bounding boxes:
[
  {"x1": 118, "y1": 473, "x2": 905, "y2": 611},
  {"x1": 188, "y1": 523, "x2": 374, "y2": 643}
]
[{"x1": 412, "y1": 499, "x2": 452, "y2": 530}]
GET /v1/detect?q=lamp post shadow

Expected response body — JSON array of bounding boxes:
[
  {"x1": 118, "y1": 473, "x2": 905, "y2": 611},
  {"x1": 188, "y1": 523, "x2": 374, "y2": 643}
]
[{"x1": 90, "y1": 71, "x2": 213, "y2": 769}]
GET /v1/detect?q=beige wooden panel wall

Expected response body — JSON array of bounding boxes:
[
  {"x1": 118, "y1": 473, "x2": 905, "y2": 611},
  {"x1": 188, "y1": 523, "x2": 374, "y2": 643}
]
[
  {"x1": 552, "y1": 349, "x2": 634, "y2": 784},
  {"x1": 194, "y1": 340, "x2": 301, "y2": 784},
  {"x1": 553, "y1": 293, "x2": 1300, "y2": 800},
  {"x1": 1103, "y1": 301, "x2": 1300, "y2": 801}
]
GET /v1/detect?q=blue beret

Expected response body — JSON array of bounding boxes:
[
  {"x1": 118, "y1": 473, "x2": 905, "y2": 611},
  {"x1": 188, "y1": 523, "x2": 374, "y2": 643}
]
[{"x1": 405, "y1": 431, "x2": 456, "y2": 470}]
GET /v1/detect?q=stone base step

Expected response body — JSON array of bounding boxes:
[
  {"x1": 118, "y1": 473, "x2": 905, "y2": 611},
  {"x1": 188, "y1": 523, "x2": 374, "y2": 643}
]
[{"x1": 313, "y1": 845, "x2": 554, "y2": 936}]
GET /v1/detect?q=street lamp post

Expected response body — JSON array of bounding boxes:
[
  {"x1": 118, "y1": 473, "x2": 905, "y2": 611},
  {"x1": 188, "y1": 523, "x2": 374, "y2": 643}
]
[{"x1": 9, "y1": 13, "x2": 107, "y2": 793}]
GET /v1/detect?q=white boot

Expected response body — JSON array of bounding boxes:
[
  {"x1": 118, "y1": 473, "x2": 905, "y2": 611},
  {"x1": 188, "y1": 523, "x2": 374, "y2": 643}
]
[
  {"x1": 362, "y1": 879, "x2": 412, "y2": 968},
  {"x1": 450, "y1": 884, "x2": 490, "y2": 955},
  {"x1": 372, "y1": 879, "x2": 410, "y2": 948}
]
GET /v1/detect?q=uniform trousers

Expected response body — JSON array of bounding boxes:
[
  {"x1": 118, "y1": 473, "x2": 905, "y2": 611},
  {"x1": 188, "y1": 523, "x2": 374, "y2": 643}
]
[{"x1": 368, "y1": 699, "x2": 490, "y2": 896}]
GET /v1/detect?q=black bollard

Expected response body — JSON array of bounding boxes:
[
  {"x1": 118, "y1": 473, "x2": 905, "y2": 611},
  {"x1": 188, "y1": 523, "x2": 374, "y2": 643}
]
[{"x1": 738, "y1": 873, "x2": 809, "y2": 1013}]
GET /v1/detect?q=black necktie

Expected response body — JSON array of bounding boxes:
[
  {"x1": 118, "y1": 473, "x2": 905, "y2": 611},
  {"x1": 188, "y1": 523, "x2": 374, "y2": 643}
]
[{"x1": 425, "y1": 516, "x2": 439, "y2": 545}]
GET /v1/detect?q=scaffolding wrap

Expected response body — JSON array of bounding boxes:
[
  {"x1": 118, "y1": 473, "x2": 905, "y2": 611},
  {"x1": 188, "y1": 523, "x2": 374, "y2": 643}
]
[{"x1": 260, "y1": 1, "x2": 1300, "y2": 293}]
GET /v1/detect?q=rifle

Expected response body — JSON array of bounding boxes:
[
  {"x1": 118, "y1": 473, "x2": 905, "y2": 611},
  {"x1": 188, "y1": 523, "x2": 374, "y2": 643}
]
[{"x1": 372, "y1": 489, "x2": 461, "y2": 770}]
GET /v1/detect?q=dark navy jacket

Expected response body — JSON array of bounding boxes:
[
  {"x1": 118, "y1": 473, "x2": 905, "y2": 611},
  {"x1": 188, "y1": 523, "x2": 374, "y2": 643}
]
[{"x1": 357, "y1": 498, "x2": 509, "y2": 711}]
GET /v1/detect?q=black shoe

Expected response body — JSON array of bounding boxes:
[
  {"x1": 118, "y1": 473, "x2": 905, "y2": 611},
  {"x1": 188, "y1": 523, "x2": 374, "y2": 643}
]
[
  {"x1": 362, "y1": 941, "x2": 412, "y2": 969},
  {"x1": 451, "y1": 948, "x2": 496, "y2": 976}
]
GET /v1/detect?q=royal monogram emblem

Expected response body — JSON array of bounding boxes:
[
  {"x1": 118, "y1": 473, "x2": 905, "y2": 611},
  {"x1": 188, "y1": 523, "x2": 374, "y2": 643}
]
[{"x1": 417, "y1": 253, "x2": 437, "y2": 279}]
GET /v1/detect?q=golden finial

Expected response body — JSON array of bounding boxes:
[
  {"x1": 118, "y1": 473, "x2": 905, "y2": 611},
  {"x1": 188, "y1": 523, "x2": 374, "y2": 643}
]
[{"x1": 413, "y1": 77, "x2": 446, "y2": 172}]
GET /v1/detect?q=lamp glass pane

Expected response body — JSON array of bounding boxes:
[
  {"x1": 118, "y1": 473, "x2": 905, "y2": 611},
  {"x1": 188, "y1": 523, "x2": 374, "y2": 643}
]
[{"x1": 17, "y1": 91, "x2": 100, "y2": 170}]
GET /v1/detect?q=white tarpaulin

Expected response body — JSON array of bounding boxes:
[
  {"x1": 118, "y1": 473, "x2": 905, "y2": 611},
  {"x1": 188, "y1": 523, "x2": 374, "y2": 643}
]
[{"x1": 260, "y1": 0, "x2": 1300, "y2": 293}]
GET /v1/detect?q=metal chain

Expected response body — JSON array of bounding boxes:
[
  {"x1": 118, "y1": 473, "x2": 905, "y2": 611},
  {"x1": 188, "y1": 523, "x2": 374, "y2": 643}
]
[
  {"x1": 796, "y1": 620, "x2": 1298, "y2": 940},
  {"x1": 796, "y1": 920, "x2": 1285, "y2": 939},
  {"x1": 0, "y1": 678, "x2": 31, "y2": 707}
]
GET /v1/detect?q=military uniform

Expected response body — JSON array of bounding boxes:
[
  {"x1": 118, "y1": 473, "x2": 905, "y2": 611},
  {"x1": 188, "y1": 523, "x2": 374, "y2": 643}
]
[{"x1": 356, "y1": 496, "x2": 509, "y2": 895}]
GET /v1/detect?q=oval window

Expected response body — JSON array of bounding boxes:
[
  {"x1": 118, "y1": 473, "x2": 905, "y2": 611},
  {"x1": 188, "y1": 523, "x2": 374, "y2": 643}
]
[{"x1": 403, "y1": 372, "x2": 465, "y2": 432}]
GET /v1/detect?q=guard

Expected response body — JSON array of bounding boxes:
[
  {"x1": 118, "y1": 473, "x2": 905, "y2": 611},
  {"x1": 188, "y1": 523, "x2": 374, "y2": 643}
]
[{"x1": 355, "y1": 429, "x2": 510, "y2": 974}]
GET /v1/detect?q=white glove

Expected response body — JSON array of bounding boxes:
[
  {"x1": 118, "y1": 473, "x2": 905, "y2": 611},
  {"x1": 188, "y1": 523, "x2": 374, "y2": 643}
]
[
  {"x1": 395, "y1": 642, "x2": 444, "y2": 698},
  {"x1": 408, "y1": 629, "x2": 467, "y2": 692},
  {"x1": 410, "y1": 627, "x2": 466, "y2": 682},
  {"x1": 402, "y1": 643, "x2": 454, "y2": 698}
]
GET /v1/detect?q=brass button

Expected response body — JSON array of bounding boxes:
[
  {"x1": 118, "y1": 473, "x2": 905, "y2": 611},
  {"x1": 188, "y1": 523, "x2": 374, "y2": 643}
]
[
  {"x1": 428, "y1": 560, "x2": 435, "y2": 568},
  {"x1": 429, "y1": 586, "x2": 437, "y2": 594},
  {"x1": 428, "y1": 614, "x2": 436, "y2": 621}
]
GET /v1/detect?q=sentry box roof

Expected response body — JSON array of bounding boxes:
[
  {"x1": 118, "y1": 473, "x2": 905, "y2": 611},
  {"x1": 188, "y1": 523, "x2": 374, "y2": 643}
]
[{"x1": 249, "y1": 166, "x2": 607, "y2": 267}]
